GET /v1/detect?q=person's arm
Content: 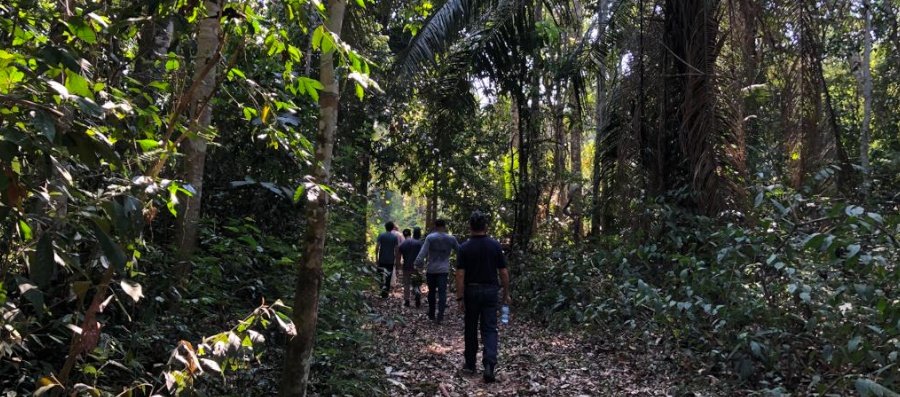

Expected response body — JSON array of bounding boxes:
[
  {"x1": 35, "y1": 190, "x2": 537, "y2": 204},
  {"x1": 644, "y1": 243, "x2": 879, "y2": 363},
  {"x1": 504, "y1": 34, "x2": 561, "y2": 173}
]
[
  {"x1": 499, "y1": 268, "x2": 511, "y2": 305},
  {"x1": 394, "y1": 241, "x2": 401, "y2": 268},
  {"x1": 414, "y1": 238, "x2": 429, "y2": 269}
]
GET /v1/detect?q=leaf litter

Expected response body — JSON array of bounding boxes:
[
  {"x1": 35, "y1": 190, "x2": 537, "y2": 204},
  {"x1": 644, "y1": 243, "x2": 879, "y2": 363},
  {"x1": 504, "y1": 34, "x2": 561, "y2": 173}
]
[{"x1": 366, "y1": 289, "x2": 740, "y2": 396}]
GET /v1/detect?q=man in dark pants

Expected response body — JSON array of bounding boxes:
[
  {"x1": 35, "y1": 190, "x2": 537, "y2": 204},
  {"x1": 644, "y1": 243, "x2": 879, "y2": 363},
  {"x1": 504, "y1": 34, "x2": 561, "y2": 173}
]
[
  {"x1": 398, "y1": 227, "x2": 424, "y2": 307},
  {"x1": 415, "y1": 219, "x2": 459, "y2": 324},
  {"x1": 375, "y1": 221, "x2": 400, "y2": 299},
  {"x1": 455, "y1": 211, "x2": 511, "y2": 383}
]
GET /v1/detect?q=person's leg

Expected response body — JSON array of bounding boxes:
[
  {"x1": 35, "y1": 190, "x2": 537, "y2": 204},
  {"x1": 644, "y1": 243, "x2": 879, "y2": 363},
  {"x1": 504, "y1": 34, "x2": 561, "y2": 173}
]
[
  {"x1": 463, "y1": 291, "x2": 479, "y2": 370},
  {"x1": 381, "y1": 264, "x2": 393, "y2": 297},
  {"x1": 480, "y1": 286, "x2": 500, "y2": 368},
  {"x1": 413, "y1": 272, "x2": 422, "y2": 307},
  {"x1": 436, "y1": 273, "x2": 448, "y2": 322},
  {"x1": 402, "y1": 270, "x2": 412, "y2": 305},
  {"x1": 426, "y1": 273, "x2": 436, "y2": 320}
]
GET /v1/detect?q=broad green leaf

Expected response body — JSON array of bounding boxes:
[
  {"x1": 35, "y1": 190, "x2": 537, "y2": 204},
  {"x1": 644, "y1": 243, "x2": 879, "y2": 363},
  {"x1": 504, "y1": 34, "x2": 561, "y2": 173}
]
[
  {"x1": 137, "y1": 139, "x2": 160, "y2": 151},
  {"x1": 69, "y1": 20, "x2": 97, "y2": 44},
  {"x1": 65, "y1": 70, "x2": 94, "y2": 100},
  {"x1": 0, "y1": 66, "x2": 25, "y2": 94},
  {"x1": 30, "y1": 235, "x2": 54, "y2": 288},
  {"x1": 311, "y1": 26, "x2": 325, "y2": 51}
]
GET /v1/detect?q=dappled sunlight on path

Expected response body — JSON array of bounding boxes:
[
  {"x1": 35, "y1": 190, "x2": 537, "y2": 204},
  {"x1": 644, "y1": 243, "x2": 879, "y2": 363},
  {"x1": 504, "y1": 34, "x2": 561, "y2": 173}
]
[{"x1": 366, "y1": 289, "x2": 733, "y2": 396}]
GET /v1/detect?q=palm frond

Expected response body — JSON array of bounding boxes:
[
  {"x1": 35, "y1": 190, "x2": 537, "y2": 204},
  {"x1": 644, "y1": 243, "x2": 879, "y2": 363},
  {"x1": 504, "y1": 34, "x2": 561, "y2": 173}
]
[{"x1": 395, "y1": 0, "x2": 520, "y2": 75}]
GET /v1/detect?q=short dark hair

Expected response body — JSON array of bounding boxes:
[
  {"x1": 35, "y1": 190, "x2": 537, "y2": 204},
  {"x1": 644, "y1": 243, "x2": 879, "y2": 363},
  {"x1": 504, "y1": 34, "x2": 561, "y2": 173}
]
[
  {"x1": 469, "y1": 211, "x2": 488, "y2": 232},
  {"x1": 402, "y1": 228, "x2": 411, "y2": 237},
  {"x1": 384, "y1": 221, "x2": 395, "y2": 232},
  {"x1": 434, "y1": 219, "x2": 447, "y2": 229},
  {"x1": 413, "y1": 227, "x2": 422, "y2": 239}
]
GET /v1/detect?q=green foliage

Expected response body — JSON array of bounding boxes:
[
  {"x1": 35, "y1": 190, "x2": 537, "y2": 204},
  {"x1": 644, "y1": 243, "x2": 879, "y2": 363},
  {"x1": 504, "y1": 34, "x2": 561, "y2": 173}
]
[{"x1": 517, "y1": 189, "x2": 900, "y2": 393}]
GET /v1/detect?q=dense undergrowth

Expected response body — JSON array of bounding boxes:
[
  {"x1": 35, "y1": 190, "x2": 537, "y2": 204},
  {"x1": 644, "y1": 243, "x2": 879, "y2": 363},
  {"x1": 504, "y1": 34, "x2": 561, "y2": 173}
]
[
  {"x1": 1, "y1": 216, "x2": 385, "y2": 396},
  {"x1": 516, "y1": 188, "x2": 899, "y2": 395}
]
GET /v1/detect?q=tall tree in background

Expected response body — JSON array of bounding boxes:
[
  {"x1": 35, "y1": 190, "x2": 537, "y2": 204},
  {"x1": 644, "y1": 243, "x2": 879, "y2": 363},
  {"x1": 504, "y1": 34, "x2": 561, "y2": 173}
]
[
  {"x1": 175, "y1": 0, "x2": 222, "y2": 261},
  {"x1": 663, "y1": 0, "x2": 723, "y2": 213},
  {"x1": 859, "y1": 0, "x2": 873, "y2": 199},
  {"x1": 280, "y1": 0, "x2": 347, "y2": 395}
]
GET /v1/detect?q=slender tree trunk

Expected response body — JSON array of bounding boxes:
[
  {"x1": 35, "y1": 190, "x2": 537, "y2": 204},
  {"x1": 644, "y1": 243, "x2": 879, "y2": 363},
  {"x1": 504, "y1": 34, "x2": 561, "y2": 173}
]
[
  {"x1": 859, "y1": 0, "x2": 873, "y2": 199},
  {"x1": 279, "y1": 1, "x2": 346, "y2": 396},
  {"x1": 175, "y1": 0, "x2": 221, "y2": 262},
  {"x1": 552, "y1": 80, "x2": 567, "y2": 216},
  {"x1": 568, "y1": 80, "x2": 584, "y2": 242},
  {"x1": 590, "y1": 0, "x2": 609, "y2": 237}
]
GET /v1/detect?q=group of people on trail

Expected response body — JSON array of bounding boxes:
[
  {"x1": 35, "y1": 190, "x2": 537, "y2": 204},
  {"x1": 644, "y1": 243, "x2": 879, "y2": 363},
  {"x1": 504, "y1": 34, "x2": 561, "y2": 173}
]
[{"x1": 374, "y1": 211, "x2": 512, "y2": 383}]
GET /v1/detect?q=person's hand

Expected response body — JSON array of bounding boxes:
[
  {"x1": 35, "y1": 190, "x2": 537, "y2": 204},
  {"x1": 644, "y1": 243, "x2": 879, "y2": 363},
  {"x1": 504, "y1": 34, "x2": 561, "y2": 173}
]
[
  {"x1": 503, "y1": 294, "x2": 512, "y2": 305},
  {"x1": 457, "y1": 298, "x2": 465, "y2": 314}
]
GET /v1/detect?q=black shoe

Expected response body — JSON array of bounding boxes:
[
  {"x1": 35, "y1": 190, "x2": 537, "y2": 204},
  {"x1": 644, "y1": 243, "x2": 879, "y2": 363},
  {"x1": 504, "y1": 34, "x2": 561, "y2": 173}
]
[
  {"x1": 404, "y1": 300, "x2": 410, "y2": 307},
  {"x1": 381, "y1": 291, "x2": 389, "y2": 299},
  {"x1": 460, "y1": 365, "x2": 476, "y2": 376},
  {"x1": 483, "y1": 364, "x2": 496, "y2": 383},
  {"x1": 415, "y1": 294, "x2": 421, "y2": 308}
]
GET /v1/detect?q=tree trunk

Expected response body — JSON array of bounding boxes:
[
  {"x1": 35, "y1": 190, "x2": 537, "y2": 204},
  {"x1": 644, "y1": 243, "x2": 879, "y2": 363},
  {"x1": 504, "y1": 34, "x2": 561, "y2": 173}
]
[
  {"x1": 175, "y1": 0, "x2": 221, "y2": 262},
  {"x1": 279, "y1": 1, "x2": 346, "y2": 396},
  {"x1": 859, "y1": 0, "x2": 873, "y2": 199},
  {"x1": 568, "y1": 80, "x2": 583, "y2": 242},
  {"x1": 664, "y1": 0, "x2": 723, "y2": 214},
  {"x1": 590, "y1": 0, "x2": 609, "y2": 237}
]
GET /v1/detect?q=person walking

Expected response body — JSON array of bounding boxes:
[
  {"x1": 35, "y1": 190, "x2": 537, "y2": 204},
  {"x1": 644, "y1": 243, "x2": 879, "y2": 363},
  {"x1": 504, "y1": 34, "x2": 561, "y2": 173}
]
[
  {"x1": 455, "y1": 211, "x2": 511, "y2": 383},
  {"x1": 375, "y1": 221, "x2": 400, "y2": 299},
  {"x1": 415, "y1": 219, "x2": 459, "y2": 324},
  {"x1": 398, "y1": 227, "x2": 425, "y2": 308}
]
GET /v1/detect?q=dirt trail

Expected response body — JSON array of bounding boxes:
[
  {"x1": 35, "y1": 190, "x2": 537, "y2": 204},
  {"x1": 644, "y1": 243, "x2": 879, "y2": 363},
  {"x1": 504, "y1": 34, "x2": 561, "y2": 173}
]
[{"x1": 366, "y1": 289, "x2": 732, "y2": 397}]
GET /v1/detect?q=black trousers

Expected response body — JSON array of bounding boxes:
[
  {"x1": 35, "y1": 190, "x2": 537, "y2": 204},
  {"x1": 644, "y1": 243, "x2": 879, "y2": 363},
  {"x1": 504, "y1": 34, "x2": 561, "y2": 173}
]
[
  {"x1": 426, "y1": 273, "x2": 448, "y2": 321},
  {"x1": 464, "y1": 284, "x2": 499, "y2": 369}
]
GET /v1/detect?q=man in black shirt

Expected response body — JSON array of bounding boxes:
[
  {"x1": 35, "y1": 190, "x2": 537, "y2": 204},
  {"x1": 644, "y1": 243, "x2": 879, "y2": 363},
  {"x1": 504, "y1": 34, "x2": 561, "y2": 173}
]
[{"x1": 455, "y1": 211, "x2": 511, "y2": 383}]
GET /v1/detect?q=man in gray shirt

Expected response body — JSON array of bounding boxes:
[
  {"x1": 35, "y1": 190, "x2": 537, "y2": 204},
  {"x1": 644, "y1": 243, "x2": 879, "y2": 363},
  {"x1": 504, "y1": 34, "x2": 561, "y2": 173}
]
[
  {"x1": 375, "y1": 221, "x2": 400, "y2": 299},
  {"x1": 415, "y1": 219, "x2": 459, "y2": 324}
]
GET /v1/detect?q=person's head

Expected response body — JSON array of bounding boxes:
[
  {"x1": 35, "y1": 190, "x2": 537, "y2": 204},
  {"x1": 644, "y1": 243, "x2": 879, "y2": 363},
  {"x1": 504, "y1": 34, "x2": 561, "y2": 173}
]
[
  {"x1": 402, "y1": 228, "x2": 411, "y2": 238},
  {"x1": 413, "y1": 227, "x2": 422, "y2": 239},
  {"x1": 434, "y1": 219, "x2": 447, "y2": 232},
  {"x1": 469, "y1": 211, "x2": 488, "y2": 234},
  {"x1": 384, "y1": 221, "x2": 395, "y2": 232}
]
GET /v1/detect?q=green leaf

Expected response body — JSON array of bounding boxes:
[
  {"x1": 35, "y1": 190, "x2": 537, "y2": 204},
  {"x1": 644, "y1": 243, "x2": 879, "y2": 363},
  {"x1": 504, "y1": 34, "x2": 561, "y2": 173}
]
[
  {"x1": 30, "y1": 235, "x2": 54, "y2": 288},
  {"x1": 69, "y1": 20, "x2": 97, "y2": 44},
  {"x1": 311, "y1": 26, "x2": 325, "y2": 51},
  {"x1": 65, "y1": 70, "x2": 94, "y2": 100},
  {"x1": 34, "y1": 110, "x2": 57, "y2": 142},
  {"x1": 0, "y1": 66, "x2": 25, "y2": 94},
  {"x1": 848, "y1": 336, "x2": 862, "y2": 352},
  {"x1": 165, "y1": 58, "x2": 180, "y2": 71},
  {"x1": 846, "y1": 244, "x2": 861, "y2": 259},
  {"x1": 292, "y1": 184, "x2": 305, "y2": 203},
  {"x1": 137, "y1": 139, "x2": 160, "y2": 151},
  {"x1": 299, "y1": 77, "x2": 322, "y2": 101},
  {"x1": 355, "y1": 83, "x2": 364, "y2": 100},
  {"x1": 855, "y1": 378, "x2": 899, "y2": 397},
  {"x1": 18, "y1": 220, "x2": 32, "y2": 241}
]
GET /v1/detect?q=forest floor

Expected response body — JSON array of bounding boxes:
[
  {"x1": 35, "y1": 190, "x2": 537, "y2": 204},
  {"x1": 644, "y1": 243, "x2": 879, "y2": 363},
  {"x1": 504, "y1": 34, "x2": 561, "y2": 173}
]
[{"x1": 365, "y1": 286, "x2": 739, "y2": 397}]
